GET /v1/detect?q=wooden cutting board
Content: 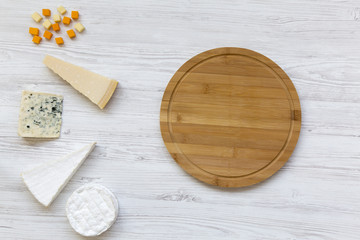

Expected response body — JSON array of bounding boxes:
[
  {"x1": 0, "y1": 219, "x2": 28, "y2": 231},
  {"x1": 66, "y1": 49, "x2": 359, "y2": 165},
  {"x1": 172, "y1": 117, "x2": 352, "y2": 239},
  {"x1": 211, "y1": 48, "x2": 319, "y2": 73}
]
[{"x1": 160, "y1": 48, "x2": 301, "y2": 187}]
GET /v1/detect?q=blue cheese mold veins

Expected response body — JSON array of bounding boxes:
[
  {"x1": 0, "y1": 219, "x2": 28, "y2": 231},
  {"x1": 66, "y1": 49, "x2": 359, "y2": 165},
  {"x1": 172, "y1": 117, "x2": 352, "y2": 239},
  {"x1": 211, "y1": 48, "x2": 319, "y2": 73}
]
[{"x1": 18, "y1": 91, "x2": 63, "y2": 138}]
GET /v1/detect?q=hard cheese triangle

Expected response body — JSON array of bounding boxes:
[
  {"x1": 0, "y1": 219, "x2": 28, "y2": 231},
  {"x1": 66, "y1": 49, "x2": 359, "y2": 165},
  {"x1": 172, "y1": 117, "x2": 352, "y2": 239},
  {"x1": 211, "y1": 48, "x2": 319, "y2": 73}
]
[
  {"x1": 21, "y1": 142, "x2": 96, "y2": 207},
  {"x1": 43, "y1": 55, "x2": 118, "y2": 109}
]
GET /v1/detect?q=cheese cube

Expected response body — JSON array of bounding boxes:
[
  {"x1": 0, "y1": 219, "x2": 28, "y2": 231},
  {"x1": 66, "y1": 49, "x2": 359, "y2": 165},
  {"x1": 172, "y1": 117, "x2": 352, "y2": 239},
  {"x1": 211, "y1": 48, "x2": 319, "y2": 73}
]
[
  {"x1": 55, "y1": 37, "x2": 64, "y2": 45},
  {"x1": 18, "y1": 91, "x2": 63, "y2": 138},
  {"x1": 43, "y1": 20, "x2": 52, "y2": 30},
  {"x1": 71, "y1": 11, "x2": 79, "y2": 19},
  {"x1": 74, "y1": 23, "x2": 85, "y2": 33},
  {"x1": 29, "y1": 27, "x2": 39, "y2": 36},
  {"x1": 42, "y1": 9, "x2": 51, "y2": 16},
  {"x1": 43, "y1": 30, "x2": 53, "y2": 40},
  {"x1": 53, "y1": 14, "x2": 61, "y2": 22},
  {"x1": 67, "y1": 29, "x2": 76, "y2": 38},
  {"x1": 52, "y1": 23, "x2": 60, "y2": 31},
  {"x1": 32, "y1": 36, "x2": 42, "y2": 44},
  {"x1": 32, "y1": 12, "x2": 43, "y2": 23},
  {"x1": 62, "y1": 16, "x2": 71, "y2": 25},
  {"x1": 57, "y1": 5, "x2": 67, "y2": 15}
]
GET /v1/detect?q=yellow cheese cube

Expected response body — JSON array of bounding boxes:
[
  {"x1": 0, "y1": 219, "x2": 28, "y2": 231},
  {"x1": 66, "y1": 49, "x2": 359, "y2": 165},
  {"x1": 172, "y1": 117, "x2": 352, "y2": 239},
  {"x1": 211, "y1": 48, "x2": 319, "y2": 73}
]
[
  {"x1": 57, "y1": 5, "x2": 67, "y2": 15},
  {"x1": 74, "y1": 23, "x2": 85, "y2": 33},
  {"x1": 43, "y1": 20, "x2": 52, "y2": 30},
  {"x1": 53, "y1": 14, "x2": 61, "y2": 23},
  {"x1": 32, "y1": 12, "x2": 43, "y2": 23}
]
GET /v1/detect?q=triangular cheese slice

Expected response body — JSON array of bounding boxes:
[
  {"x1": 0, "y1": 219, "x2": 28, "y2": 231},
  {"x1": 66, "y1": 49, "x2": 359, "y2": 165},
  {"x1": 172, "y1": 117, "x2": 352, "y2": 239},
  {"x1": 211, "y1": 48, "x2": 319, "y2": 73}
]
[
  {"x1": 43, "y1": 55, "x2": 118, "y2": 109},
  {"x1": 21, "y1": 142, "x2": 96, "y2": 207}
]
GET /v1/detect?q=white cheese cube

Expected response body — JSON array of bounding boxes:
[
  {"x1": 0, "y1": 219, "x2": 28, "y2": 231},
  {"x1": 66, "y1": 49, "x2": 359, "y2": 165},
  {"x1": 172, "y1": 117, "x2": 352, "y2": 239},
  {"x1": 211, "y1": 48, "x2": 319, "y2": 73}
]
[
  {"x1": 43, "y1": 19, "x2": 52, "y2": 30},
  {"x1": 18, "y1": 91, "x2": 63, "y2": 138},
  {"x1": 74, "y1": 23, "x2": 85, "y2": 33},
  {"x1": 57, "y1": 5, "x2": 67, "y2": 15},
  {"x1": 53, "y1": 14, "x2": 61, "y2": 23},
  {"x1": 32, "y1": 12, "x2": 42, "y2": 23}
]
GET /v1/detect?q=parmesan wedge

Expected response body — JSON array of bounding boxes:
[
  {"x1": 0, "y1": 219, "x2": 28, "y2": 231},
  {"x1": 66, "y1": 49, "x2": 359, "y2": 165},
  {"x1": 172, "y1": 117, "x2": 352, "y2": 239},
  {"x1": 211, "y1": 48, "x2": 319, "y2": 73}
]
[{"x1": 43, "y1": 55, "x2": 118, "y2": 109}]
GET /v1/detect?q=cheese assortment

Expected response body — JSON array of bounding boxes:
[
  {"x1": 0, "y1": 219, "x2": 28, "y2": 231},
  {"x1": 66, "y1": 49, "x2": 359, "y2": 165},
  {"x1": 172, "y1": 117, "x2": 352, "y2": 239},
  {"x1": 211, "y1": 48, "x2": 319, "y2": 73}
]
[
  {"x1": 66, "y1": 184, "x2": 118, "y2": 236},
  {"x1": 43, "y1": 55, "x2": 118, "y2": 109},
  {"x1": 29, "y1": 6, "x2": 85, "y2": 46},
  {"x1": 18, "y1": 91, "x2": 63, "y2": 138},
  {"x1": 22, "y1": 7, "x2": 119, "y2": 236},
  {"x1": 22, "y1": 142, "x2": 96, "y2": 207}
]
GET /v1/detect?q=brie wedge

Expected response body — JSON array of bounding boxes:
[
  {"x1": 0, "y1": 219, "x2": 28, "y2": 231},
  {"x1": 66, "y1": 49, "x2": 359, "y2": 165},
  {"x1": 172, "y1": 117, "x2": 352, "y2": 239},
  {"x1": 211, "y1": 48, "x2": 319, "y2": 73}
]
[
  {"x1": 66, "y1": 184, "x2": 118, "y2": 237},
  {"x1": 21, "y1": 142, "x2": 96, "y2": 207}
]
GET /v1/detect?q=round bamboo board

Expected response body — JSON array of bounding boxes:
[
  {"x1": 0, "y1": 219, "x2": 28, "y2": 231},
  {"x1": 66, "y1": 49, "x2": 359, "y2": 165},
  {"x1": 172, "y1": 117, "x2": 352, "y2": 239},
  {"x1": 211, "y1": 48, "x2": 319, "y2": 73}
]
[{"x1": 160, "y1": 48, "x2": 301, "y2": 187}]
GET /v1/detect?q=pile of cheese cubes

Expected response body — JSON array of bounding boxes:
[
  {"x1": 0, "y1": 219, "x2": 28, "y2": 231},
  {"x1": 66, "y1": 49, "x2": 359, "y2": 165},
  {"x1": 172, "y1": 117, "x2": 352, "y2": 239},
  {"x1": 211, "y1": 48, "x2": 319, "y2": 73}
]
[{"x1": 30, "y1": 5, "x2": 85, "y2": 45}]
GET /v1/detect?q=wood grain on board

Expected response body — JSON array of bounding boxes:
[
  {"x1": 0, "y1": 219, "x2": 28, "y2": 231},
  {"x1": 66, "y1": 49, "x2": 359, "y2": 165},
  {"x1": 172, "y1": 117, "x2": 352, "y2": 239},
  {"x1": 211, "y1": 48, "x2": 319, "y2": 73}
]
[{"x1": 161, "y1": 48, "x2": 301, "y2": 187}]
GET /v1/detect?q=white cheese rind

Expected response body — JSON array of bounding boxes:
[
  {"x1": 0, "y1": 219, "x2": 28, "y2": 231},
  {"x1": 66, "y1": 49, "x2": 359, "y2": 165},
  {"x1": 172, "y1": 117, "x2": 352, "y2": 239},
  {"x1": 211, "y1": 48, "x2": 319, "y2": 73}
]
[
  {"x1": 66, "y1": 184, "x2": 118, "y2": 237},
  {"x1": 43, "y1": 55, "x2": 118, "y2": 109},
  {"x1": 21, "y1": 142, "x2": 96, "y2": 207},
  {"x1": 18, "y1": 91, "x2": 63, "y2": 138}
]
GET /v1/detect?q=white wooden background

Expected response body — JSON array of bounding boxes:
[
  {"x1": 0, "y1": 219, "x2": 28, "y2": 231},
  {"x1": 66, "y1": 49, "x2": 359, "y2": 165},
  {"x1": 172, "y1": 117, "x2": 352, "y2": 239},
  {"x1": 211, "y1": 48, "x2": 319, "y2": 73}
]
[{"x1": 1, "y1": 0, "x2": 360, "y2": 239}]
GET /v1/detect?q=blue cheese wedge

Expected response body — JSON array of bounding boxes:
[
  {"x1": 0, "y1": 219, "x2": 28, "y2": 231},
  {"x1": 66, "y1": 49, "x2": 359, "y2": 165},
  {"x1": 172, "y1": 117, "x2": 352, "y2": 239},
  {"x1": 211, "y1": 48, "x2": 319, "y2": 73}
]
[
  {"x1": 22, "y1": 142, "x2": 96, "y2": 207},
  {"x1": 18, "y1": 91, "x2": 63, "y2": 138}
]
